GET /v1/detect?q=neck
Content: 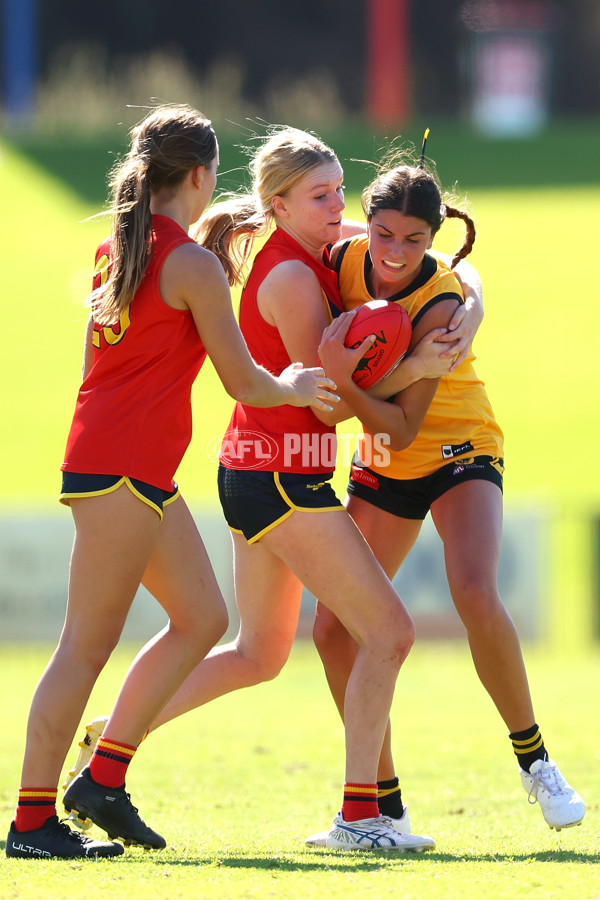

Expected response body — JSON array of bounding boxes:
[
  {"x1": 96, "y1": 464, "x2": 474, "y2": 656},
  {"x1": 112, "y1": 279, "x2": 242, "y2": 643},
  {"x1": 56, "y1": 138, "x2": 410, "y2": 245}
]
[
  {"x1": 150, "y1": 198, "x2": 193, "y2": 233},
  {"x1": 276, "y1": 223, "x2": 325, "y2": 261}
]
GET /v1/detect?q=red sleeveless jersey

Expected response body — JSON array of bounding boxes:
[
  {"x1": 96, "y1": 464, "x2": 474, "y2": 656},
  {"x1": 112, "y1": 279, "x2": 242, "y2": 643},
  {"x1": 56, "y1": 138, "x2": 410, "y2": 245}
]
[
  {"x1": 62, "y1": 214, "x2": 207, "y2": 490},
  {"x1": 219, "y1": 228, "x2": 343, "y2": 473}
]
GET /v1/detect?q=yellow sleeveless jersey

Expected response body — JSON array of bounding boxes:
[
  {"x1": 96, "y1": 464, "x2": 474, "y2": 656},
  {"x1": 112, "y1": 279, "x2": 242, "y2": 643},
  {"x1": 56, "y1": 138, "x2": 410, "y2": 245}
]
[{"x1": 335, "y1": 236, "x2": 504, "y2": 479}]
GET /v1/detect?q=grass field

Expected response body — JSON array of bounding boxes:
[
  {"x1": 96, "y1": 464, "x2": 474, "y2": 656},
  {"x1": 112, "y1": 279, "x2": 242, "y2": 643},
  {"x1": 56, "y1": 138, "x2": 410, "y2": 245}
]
[
  {"x1": 1, "y1": 132, "x2": 599, "y2": 896},
  {"x1": 3, "y1": 135, "x2": 599, "y2": 645},
  {"x1": 1, "y1": 642, "x2": 598, "y2": 899},
  {"x1": 2, "y1": 137, "x2": 600, "y2": 509}
]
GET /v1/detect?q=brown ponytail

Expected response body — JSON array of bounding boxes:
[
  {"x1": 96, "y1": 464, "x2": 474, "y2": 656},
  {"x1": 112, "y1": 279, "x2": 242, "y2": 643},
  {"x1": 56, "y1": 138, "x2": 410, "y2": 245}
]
[{"x1": 92, "y1": 104, "x2": 217, "y2": 324}]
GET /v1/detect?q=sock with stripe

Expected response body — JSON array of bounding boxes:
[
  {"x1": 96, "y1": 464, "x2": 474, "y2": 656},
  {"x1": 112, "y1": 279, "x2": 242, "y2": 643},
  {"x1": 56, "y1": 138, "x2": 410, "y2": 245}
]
[
  {"x1": 14, "y1": 787, "x2": 57, "y2": 832},
  {"x1": 509, "y1": 723, "x2": 548, "y2": 773},
  {"x1": 341, "y1": 782, "x2": 380, "y2": 822},
  {"x1": 377, "y1": 776, "x2": 404, "y2": 819},
  {"x1": 89, "y1": 735, "x2": 137, "y2": 788}
]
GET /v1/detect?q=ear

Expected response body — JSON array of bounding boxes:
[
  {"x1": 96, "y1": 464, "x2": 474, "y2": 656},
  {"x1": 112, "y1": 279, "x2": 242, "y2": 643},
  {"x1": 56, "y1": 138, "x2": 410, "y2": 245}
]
[
  {"x1": 190, "y1": 165, "x2": 205, "y2": 189},
  {"x1": 271, "y1": 194, "x2": 289, "y2": 219}
]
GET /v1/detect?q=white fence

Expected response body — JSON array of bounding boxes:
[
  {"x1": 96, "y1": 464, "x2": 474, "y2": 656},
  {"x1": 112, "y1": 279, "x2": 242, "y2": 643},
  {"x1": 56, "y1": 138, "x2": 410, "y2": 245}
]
[{"x1": 0, "y1": 508, "x2": 548, "y2": 643}]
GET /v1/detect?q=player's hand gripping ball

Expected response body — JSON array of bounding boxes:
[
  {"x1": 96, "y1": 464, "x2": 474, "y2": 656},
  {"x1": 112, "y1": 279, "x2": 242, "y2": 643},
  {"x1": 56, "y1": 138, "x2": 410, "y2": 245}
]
[{"x1": 345, "y1": 300, "x2": 412, "y2": 389}]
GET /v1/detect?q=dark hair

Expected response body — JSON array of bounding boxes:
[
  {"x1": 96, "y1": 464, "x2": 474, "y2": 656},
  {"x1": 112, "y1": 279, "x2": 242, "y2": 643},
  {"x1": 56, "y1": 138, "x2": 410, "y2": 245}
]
[
  {"x1": 362, "y1": 162, "x2": 475, "y2": 268},
  {"x1": 93, "y1": 103, "x2": 217, "y2": 323}
]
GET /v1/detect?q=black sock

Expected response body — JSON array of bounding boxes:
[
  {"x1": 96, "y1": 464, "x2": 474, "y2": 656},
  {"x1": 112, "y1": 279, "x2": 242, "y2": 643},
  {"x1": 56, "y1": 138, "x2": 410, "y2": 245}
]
[
  {"x1": 509, "y1": 723, "x2": 548, "y2": 773},
  {"x1": 377, "y1": 777, "x2": 404, "y2": 819}
]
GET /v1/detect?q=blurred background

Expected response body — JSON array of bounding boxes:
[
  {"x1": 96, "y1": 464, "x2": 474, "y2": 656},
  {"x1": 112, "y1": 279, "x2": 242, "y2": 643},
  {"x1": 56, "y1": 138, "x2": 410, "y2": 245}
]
[{"x1": 1, "y1": 0, "x2": 599, "y2": 649}]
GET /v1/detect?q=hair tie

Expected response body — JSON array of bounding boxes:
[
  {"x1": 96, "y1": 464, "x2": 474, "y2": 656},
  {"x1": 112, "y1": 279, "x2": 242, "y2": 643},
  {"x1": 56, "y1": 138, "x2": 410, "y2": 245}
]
[{"x1": 419, "y1": 127, "x2": 430, "y2": 168}]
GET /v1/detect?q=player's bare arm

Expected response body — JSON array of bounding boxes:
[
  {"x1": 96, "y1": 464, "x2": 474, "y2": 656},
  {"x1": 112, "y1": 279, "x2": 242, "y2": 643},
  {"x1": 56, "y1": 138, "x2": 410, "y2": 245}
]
[{"x1": 162, "y1": 243, "x2": 337, "y2": 411}]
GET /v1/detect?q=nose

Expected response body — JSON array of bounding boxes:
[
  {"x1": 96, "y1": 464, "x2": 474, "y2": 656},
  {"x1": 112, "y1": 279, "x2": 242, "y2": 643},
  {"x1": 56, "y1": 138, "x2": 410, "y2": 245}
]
[
  {"x1": 389, "y1": 241, "x2": 404, "y2": 261},
  {"x1": 333, "y1": 192, "x2": 345, "y2": 213}
]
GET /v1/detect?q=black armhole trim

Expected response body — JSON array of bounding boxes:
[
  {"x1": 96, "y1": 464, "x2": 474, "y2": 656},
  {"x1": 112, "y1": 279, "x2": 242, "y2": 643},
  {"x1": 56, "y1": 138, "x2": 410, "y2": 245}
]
[
  {"x1": 412, "y1": 291, "x2": 463, "y2": 329},
  {"x1": 332, "y1": 239, "x2": 352, "y2": 275},
  {"x1": 325, "y1": 292, "x2": 343, "y2": 320}
]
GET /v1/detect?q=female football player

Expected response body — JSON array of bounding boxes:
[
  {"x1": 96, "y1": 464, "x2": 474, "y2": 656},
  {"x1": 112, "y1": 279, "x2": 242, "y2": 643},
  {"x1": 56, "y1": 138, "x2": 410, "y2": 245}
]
[
  {"x1": 6, "y1": 105, "x2": 338, "y2": 860},
  {"x1": 309, "y1": 148, "x2": 585, "y2": 841},
  {"x1": 62, "y1": 124, "x2": 489, "y2": 852}
]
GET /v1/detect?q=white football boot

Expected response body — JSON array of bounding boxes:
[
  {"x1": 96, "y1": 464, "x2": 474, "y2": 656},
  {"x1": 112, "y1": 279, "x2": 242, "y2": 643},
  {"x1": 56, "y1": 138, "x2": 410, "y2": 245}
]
[
  {"x1": 520, "y1": 758, "x2": 585, "y2": 830},
  {"x1": 325, "y1": 812, "x2": 436, "y2": 851},
  {"x1": 305, "y1": 803, "x2": 430, "y2": 848}
]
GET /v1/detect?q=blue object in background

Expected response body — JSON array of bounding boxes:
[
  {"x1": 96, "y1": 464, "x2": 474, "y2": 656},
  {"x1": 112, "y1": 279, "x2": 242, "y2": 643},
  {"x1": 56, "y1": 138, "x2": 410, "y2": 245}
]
[{"x1": 1, "y1": 0, "x2": 37, "y2": 125}]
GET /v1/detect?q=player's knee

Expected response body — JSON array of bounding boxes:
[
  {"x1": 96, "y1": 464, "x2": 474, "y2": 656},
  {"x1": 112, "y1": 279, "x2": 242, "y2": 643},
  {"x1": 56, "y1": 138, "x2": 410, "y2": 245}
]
[
  {"x1": 453, "y1": 580, "x2": 502, "y2": 630},
  {"x1": 186, "y1": 600, "x2": 229, "y2": 658},
  {"x1": 312, "y1": 608, "x2": 353, "y2": 660},
  {"x1": 56, "y1": 632, "x2": 118, "y2": 678},
  {"x1": 234, "y1": 637, "x2": 291, "y2": 685},
  {"x1": 369, "y1": 604, "x2": 415, "y2": 665},
  {"x1": 207, "y1": 600, "x2": 229, "y2": 645}
]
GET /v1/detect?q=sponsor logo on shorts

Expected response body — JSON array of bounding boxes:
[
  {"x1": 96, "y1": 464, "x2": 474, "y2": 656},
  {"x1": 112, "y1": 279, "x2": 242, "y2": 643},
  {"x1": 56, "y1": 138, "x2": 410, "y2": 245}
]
[
  {"x1": 306, "y1": 482, "x2": 327, "y2": 491},
  {"x1": 350, "y1": 464, "x2": 380, "y2": 490},
  {"x1": 441, "y1": 441, "x2": 475, "y2": 459},
  {"x1": 452, "y1": 456, "x2": 504, "y2": 475}
]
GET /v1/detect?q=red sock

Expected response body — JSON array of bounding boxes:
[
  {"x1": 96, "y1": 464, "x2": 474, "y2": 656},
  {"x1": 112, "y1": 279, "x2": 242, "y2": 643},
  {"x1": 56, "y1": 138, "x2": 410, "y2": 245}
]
[
  {"x1": 14, "y1": 787, "x2": 57, "y2": 832},
  {"x1": 341, "y1": 782, "x2": 380, "y2": 822},
  {"x1": 89, "y1": 736, "x2": 136, "y2": 788}
]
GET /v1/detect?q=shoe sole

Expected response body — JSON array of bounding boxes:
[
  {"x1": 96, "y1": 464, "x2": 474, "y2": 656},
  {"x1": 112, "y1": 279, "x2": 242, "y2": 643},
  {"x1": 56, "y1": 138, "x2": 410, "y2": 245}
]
[
  {"x1": 62, "y1": 717, "x2": 109, "y2": 791},
  {"x1": 306, "y1": 829, "x2": 435, "y2": 851},
  {"x1": 63, "y1": 798, "x2": 165, "y2": 851},
  {"x1": 324, "y1": 838, "x2": 433, "y2": 852},
  {"x1": 548, "y1": 818, "x2": 584, "y2": 832}
]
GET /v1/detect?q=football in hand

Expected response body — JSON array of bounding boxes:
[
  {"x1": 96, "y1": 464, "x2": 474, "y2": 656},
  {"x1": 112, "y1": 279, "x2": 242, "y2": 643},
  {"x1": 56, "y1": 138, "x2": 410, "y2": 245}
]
[{"x1": 344, "y1": 300, "x2": 412, "y2": 389}]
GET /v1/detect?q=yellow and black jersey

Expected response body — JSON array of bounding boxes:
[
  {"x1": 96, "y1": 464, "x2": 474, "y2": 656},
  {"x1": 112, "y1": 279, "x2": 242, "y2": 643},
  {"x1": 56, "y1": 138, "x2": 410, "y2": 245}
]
[{"x1": 334, "y1": 236, "x2": 504, "y2": 479}]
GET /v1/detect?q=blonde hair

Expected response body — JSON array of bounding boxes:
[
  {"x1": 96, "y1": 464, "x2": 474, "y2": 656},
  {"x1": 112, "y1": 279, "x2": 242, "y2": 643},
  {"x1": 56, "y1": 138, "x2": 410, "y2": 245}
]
[
  {"x1": 93, "y1": 103, "x2": 217, "y2": 324},
  {"x1": 194, "y1": 126, "x2": 339, "y2": 285}
]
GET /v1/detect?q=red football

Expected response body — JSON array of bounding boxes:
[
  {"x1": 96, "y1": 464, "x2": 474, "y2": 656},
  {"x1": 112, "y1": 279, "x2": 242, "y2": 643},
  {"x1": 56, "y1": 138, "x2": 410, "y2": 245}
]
[{"x1": 344, "y1": 300, "x2": 412, "y2": 389}]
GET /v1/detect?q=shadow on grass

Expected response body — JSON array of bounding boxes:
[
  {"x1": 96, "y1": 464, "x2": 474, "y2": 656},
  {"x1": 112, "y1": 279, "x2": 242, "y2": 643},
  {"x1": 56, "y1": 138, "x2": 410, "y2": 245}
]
[
  {"x1": 111, "y1": 848, "x2": 600, "y2": 869},
  {"x1": 2, "y1": 840, "x2": 597, "y2": 868}
]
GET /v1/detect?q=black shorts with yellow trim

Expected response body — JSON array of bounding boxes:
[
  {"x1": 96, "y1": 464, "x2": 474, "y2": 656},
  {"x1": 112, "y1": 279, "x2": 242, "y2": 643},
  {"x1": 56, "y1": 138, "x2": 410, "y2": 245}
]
[
  {"x1": 347, "y1": 455, "x2": 504, "y2": 521},
  {"x1": 60, "y1": 473, "x2": 180, "y2": 521},
  {"x1": 217, "y1": 464, "x2": 344, "y2": 544}
]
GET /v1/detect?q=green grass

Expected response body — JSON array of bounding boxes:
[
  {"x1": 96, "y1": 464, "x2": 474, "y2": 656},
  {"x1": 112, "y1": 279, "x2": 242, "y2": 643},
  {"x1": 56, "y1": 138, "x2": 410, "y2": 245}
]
[
  {"x1": 2, "y1": 136, "x2": 598, "y2": 648},
  {"x1": 1, "y1": 642, "x2": 598, "y2": 899},
  {"x1": 1, "y1": 138, "x2": 599, "y2": 509},
  {"x1": 2, "y1": 129, "x2": 598, "y2": 895}
]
